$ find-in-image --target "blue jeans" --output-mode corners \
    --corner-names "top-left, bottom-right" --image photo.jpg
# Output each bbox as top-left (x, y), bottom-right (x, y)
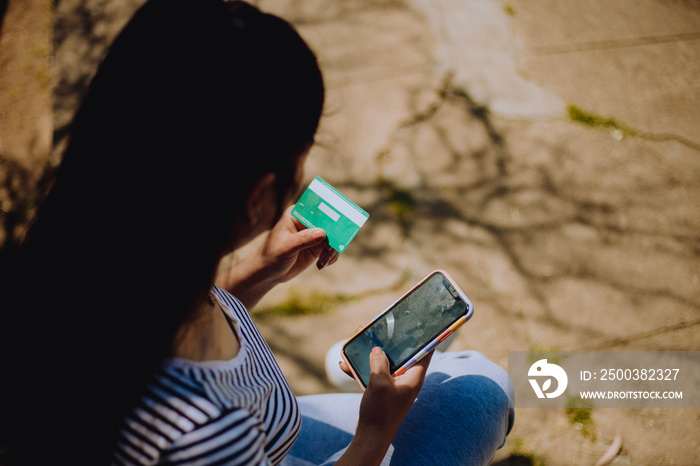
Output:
top-left (281, 350), bottom-right (514, 466)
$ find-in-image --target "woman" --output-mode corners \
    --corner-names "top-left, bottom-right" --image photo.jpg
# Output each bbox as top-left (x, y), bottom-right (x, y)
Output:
top-left (0, 0), bottom-right (513, 464)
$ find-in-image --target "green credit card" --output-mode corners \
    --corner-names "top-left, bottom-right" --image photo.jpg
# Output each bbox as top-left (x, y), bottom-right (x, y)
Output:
top-left (292, 177), bottom-right (369, 253)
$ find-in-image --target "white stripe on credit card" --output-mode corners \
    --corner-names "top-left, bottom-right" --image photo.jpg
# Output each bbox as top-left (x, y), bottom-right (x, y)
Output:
top-left (318, 202), bottom-right (340, 222)
top-left (309, 178), bottom-right (368, 227)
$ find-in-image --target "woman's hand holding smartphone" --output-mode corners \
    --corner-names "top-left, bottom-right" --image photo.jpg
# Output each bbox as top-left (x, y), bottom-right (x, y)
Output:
top-left (334, 346), bottom-right (433, 466)
top-left (335, 271), bottom-right (472, 465)
top-left (359, 346), bottom-right (433, 431)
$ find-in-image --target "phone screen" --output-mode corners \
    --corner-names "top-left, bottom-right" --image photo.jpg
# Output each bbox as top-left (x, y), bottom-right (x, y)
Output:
top-left (342, 272), bottom-right (470, 387)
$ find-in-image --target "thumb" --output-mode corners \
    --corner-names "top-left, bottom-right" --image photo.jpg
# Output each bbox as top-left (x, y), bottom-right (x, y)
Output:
top-left (287, 227), bottom-right (326, 254)
top-left (369, 346), bottom-right (391, 378)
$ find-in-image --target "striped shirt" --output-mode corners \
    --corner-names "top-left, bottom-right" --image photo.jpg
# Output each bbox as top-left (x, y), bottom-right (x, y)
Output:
top-left (112, 286), bottom-right (301, 465)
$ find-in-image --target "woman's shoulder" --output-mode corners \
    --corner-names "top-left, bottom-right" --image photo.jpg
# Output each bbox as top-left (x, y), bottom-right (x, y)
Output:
top-left (211, 285), bottom-right (253, 322)
top-left (112, 365), bottom-right (268, 464)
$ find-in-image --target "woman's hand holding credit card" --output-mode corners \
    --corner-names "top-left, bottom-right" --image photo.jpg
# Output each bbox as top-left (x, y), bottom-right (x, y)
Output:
top-left (291, 177), bottom-right (369, 253)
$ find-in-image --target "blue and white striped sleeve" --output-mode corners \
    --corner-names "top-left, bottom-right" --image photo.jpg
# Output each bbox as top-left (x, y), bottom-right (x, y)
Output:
top-left (161, 408), bottom-right (272, 466)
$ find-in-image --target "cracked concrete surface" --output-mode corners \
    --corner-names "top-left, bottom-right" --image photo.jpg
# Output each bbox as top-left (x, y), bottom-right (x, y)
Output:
top-left (49, 0), bottom-right (700, 464)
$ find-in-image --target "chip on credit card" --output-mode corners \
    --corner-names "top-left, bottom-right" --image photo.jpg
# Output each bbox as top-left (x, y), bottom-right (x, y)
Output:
top-left (291, 177), bottom-right (369, 253)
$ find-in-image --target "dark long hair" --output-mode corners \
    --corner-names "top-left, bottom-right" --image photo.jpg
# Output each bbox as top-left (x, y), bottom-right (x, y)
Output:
top-left (0, 0), bottom-right (324, 463)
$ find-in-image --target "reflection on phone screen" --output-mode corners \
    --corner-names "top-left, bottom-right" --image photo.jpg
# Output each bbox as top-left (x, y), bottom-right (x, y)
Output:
top-left (343, 273), bottom-right (468, 387)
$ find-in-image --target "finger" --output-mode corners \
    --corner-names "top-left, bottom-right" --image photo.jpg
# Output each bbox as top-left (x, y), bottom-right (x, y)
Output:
top-left (326, 249), bottom-right (340, 267)
top-left (287, 227), bottom-right (326, 256)
top-left (316, 248), bottom-right (328, 269)
top-left (395, 350), bottom-right (433, 387)
top-left (316, 246), bottom-right (336, 269)
top-left (338, 360), bottom-right (353, 377)
top-left (369, 346), bottom-right (391, 377)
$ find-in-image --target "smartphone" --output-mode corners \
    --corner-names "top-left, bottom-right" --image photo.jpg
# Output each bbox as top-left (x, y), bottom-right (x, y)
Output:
top-left (341, 270), bottom-right (473, 389)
